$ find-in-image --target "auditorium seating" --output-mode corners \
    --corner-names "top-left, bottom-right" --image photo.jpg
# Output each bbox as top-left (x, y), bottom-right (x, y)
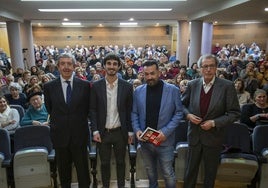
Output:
top-left (0, 128), bottom-right (11, 188)
top-left (252, 125), bottom-right (268, 188)
top-left (13, 125), bottom-right (55, 188)
top-left (216, 122), bottom-right (258, 185)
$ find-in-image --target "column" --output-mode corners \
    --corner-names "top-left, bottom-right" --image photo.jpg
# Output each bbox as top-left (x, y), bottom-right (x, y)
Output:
top-left (189, 20), bottom-right (203, 68)
top-left (201, 22), bottom-right (213, 55)
top-left (20, 20), bottom-right (35, 69)
top-left (6, 21), bottom-right (24, 70)
top-left (177, 20), bottom-right (190, 66)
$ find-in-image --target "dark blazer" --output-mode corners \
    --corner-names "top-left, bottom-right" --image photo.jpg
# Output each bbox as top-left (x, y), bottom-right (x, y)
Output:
top-left (182, 77), bottom-right (241, 147)
top-left (90, 78), bottom-right (133, 141)
top-left (43, 77), bottom-right (91, 147)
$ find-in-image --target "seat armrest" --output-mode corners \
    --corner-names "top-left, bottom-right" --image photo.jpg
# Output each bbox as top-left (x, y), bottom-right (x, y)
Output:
top-left (129, 144), bottom-right (136, 158)
top-left (89, 142), bottom-right (97, 159)
top-left (48, 149), bottom-right (55, 162)
top-left (2, 159), bottom-right (11, 168)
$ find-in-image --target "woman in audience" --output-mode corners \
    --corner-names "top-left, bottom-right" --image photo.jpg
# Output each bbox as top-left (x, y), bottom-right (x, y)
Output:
top-left (0, 96), bottom-right (20, 133)
top-left (234, 78), bottom-right (252, 107)
top-left (4, 82), bottom-right (28, 109)
top-left (240, 89), bottom-right (268, 133)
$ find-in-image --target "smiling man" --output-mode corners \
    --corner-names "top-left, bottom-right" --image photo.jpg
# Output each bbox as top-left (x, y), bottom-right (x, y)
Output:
top-left (90, 53), bottom-right (133, 188)
top-left (44, 53), bottom-right (91, 188)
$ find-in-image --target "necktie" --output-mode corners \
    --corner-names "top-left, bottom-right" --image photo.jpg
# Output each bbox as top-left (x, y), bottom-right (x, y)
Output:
top-left (65, 81), bottom-right (72, 104)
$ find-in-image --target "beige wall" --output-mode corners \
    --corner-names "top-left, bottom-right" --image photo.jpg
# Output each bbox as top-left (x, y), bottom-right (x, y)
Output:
top-left (0, 26), bottom-right (10, 56)
top-left (212, 23), bottom-right (268, 50)
top-left (1, 23), bottom-right (268, 58)
top-left (32, 26), bottom-right (172, 50)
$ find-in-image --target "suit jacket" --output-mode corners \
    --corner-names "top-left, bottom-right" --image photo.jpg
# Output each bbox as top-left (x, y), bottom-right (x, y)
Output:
top-left (131, 81), bottom-right (184, 146)
top-left (181, 77), bottom-right (241, 147)
top-left (44, 77), bottom-right (91, 148)
top-left (89, 78), bottom-right (133, 142)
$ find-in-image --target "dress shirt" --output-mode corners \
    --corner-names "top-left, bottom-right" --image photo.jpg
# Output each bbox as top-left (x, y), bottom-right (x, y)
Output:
top-left (105, 78), bottom-right (121, 129)
top-left (60, 75), bottom-right (73, 103)
top-left (202, 76), bottom-right (215, 94)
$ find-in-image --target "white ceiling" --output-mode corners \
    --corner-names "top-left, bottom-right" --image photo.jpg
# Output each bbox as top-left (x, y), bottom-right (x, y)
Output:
top-left (0, 0), bottom-right (267, 27)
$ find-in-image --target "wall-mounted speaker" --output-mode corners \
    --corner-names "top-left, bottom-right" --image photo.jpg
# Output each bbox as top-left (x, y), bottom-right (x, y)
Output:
top-left (166, 25), bottom-right (170, 35)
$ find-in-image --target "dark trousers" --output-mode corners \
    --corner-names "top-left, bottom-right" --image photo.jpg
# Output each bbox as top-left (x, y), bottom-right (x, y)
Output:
top-left (98, 129), bottom-right (127, 188)
top-left (183, 143), bottom-right (222, 188)
top-left (55, 145), bottom-right (90, 188)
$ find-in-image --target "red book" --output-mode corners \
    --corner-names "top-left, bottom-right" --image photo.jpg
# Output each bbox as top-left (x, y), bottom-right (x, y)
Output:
top-left (140, 127), bottom-right (161, 146)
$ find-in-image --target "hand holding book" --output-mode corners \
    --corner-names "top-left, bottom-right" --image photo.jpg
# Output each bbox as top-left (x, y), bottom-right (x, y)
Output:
top-left (139, 127), bottom-right (163, 146)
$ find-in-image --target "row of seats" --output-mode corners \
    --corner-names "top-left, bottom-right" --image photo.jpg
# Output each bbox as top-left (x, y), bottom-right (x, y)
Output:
top-left (1, 121), bottom-right (268, 188)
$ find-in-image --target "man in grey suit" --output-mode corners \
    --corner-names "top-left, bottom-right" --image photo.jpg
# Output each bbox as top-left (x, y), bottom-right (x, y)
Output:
top-left (44, 53), bottom-right (91, 188)
top-left (90, 53), bottom-right (133, 188)
top-left (182, 54), bottom-right (241, 188)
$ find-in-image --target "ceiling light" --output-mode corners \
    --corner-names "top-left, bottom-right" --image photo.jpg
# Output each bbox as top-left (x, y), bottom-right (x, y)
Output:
top-left (265, 8), bottom-right (268, 12)
top-left (39, 8), bottom-right (172, 12)
top-left (23, 0), bottom-right (185, 1)
top-left (129, 18), bottom-right (134, 21)
top-left (63, 18), bottom-right (69, 21)
top-left (233, 20), bottom-right (261, 25)
top-left (120, 22), bottom-right (138, 26)
top-left (0, 22), bottom-right (6, 25)
top-left (62, 22), bottom-right (81, 26)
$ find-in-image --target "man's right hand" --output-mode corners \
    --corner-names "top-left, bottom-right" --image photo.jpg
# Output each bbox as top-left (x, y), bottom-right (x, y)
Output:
top-left (187, 114), bottom-right (202, 125)
top-left (93, 133), bottom-right (102, 143)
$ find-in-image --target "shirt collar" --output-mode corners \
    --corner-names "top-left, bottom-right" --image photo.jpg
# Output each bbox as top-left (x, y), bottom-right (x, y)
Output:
top-left (202, 76), bottom-right (215, 86)
top-left (60, 75), bottom-right (74, 84)
top-left (105, 77), bottom-right (118, 87)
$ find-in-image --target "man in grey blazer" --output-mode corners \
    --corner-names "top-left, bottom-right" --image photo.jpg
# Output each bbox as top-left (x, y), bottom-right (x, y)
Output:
top-left (182, 54), bottom-right (241, 188)
top-left (44, 53), bottom-right (91, 188)
top-left (90, 53), bottom-right (133, 188)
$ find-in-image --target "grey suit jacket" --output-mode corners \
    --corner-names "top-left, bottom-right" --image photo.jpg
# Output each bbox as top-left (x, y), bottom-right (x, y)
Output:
top-left (181, 77), bottom-right (241, 147)
top-left (89, 78), bottom-right (133, 142)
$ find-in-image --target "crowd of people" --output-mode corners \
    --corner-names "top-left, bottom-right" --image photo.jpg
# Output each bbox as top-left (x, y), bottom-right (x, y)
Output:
top-left (0, 41), bottom-right (267, 187)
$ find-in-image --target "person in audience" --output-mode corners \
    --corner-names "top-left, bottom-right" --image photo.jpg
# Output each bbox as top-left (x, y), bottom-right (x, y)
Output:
top-left (20, 91), bottom-right (49, 126)
top-left (240, 89), bottom-right (268, 133)
top-left (182, 54), bottom-right (240, 188)
top-left (240, 62), bottom-right (259, 98)
top-left (234, 78), bottom-right (252, 107)
top-left (132, 60), bottom-right (183, 188)
top-left (187, 62), bottom-right (200, 80)
top-left (179, 79), bottom-right (189, 94)
top-left (0, 96), bottom-right (20, 133)
top-left (5, 82), bottom-right (28, 109)
top-left (90, 53), bottom-right (133, 188)
top-left (44, 53), bottom-right (91, 188)
top-left (18, 70), bottom-right (31, 89)
top-left (132, 79), bottom-right (142, 90)
top-left (75, 67), bottom-right (87, 80)
top-left (123, 66), bottom-right (137, 83)
top-left (23, 75), bottom-right (40, 96)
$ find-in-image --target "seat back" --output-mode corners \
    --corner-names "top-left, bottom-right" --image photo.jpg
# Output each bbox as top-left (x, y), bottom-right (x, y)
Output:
top-left (0, 128), bottom-right (11, 161)
top-left (174, 120), bottom-right (188, 144)
top-left (10, 104), bottom-right (25, 123)
top-left (14, 125), bottom-right (52, 153)
top-left (222, 122), bottom-right (251, 153)
top-left (252, 125), bottom-right (268, 155)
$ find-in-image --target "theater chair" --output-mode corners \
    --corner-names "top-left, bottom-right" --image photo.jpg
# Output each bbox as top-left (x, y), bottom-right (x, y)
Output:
top-left (175, 120), bottom-right (204, 183)
top-left (216, 122), bottom-right (258, 185)
top-left (13, 125), bottom-right (56, 188)
top-left (0, 128), bottom-right (11, 188)
top-left (252, 125), bottom-right (268, 188)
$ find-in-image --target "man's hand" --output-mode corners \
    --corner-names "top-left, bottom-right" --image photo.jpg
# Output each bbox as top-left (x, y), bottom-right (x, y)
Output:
top-left (187, 114), bottom-right (202, 125)
top-left (155, 130), bottom-right (166, 143)
top-left (128, 135), bottom-right (134, 144)
top-left (200, 120), bottom-right (214, 130)
top-left (136, 130), bottom-right (144, 141)
top-left (93, 132), bottom-right (102, 143)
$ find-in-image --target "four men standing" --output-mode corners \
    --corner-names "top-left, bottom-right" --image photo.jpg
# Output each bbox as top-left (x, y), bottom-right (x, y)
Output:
top-left (42, 53), bottom-right (240, 187)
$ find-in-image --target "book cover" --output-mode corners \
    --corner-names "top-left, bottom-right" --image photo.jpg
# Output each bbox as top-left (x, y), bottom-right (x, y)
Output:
top-left (140, 127), bottom-right (161, 146)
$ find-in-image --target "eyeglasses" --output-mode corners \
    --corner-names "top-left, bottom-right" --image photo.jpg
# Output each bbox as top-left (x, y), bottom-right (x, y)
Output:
top-left (201, 64), bottom-right (216, 69)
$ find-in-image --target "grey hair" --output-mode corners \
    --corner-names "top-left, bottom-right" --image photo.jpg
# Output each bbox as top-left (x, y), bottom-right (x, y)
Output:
top-left (57, 53), bottom-right (76, 65)
top-left (197, 54), bottom-right (219, 68)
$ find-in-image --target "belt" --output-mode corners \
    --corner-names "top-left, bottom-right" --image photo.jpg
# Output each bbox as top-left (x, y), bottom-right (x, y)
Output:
top-left (105, 127), bottom-right (121, 132)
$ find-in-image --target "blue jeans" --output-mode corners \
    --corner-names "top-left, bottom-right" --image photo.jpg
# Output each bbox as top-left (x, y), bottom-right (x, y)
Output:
top-left (140, 143), bottom-right (176, 188)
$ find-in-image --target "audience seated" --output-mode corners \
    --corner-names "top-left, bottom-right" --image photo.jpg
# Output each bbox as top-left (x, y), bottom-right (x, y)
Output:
top-left (20, 91), bottom-right (49, 126)
top-left (4, 82), bottom-right (28, 109)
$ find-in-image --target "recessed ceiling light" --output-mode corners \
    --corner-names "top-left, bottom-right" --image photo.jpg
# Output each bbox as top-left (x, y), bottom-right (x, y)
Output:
top-left (63, 18), bottom-right (69, 21)
top-left (120, 22), bottom-right (138, 26)
top-left (129, 18), bottom-right (134, 21)
top-left (265, 8), bottom-right (268, 12)
top-left (39, 8), bottom-right (172, 12)
top-left (0, 22), bottom-right (6, 25)
top-left (234, 20), bottom-right (261, 24)
top-left (62, 22), bottom-right (81, 26)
